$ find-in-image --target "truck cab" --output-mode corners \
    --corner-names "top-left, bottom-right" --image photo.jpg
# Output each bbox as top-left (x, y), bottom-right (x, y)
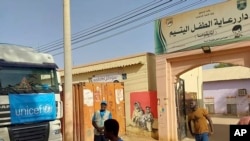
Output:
top-left (0, 44), bottom-right (63, 141)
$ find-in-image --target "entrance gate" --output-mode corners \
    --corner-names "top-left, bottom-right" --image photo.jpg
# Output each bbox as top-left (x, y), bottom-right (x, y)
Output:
top-left (61, 82), bottom-right (125, 141)
top-left (156, 41), bottom-right (250, 140)
top-left (175, 78), bottom-right (187, 140)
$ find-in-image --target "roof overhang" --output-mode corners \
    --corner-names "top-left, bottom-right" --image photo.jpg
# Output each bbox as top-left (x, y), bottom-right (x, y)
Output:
top-left (60, 60), bottom-right (142, 76)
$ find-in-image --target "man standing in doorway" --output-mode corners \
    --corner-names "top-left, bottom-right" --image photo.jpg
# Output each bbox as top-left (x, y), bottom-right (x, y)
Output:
top-left (92, 101), bottom-right (112, 141)
top-left (188, 100), bottom-right (214, 141)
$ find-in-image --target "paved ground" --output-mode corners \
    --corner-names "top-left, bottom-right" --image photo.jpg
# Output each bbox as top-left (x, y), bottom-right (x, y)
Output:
top-left (204, 117), bottom-right (238, 141)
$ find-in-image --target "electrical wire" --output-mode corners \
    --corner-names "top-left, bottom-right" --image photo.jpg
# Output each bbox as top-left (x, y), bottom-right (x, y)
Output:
top-left (45, 0), bottom-right (185, 53)
top-left (46, 0), bottom-right (200, 54)
top-left (51, 0), bottom-right (207, 56)
top-left (38, 0), bottom-right (165, 52)
top-left (39, 0), bottom-right (172, 52)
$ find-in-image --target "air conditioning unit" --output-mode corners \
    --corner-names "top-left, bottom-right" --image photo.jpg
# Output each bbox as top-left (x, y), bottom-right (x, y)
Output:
top-left (238, 89), bottom-right (247, 96)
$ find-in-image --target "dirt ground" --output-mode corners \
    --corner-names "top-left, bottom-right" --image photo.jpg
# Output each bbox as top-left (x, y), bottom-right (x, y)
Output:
top-left (120, 117), bottom-right (239, 141)
top-left (120, 135), bottom-right (158, 141)
top-left (120, 133), bottom-right (196, 141)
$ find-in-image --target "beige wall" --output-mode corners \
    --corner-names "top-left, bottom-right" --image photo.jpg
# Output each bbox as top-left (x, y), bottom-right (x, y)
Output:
top-left (180, 67), bottom-right (203, 104)
top-left (121, 64), bottom-right (149, 126)
top-left (60, 53), bottom-right (157, 127)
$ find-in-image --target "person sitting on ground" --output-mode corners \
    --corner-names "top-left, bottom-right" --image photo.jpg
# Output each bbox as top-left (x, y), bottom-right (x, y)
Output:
top-left (104, 119), bottom-right (123, 141)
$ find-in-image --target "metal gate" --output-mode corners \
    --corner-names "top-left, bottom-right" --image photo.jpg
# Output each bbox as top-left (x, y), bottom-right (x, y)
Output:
top-left (175, 78), bottom-right (187, 140)
top-left (62, 82), bottom-right (125, 141)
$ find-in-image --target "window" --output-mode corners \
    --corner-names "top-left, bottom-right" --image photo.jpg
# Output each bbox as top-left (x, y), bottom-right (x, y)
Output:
top-left (204, 97), bottom-right (214, 114)
top-left (0, 66), bottom-right (59, 94)
top-left (238, 89), bottom-right (247, 96)
top-left (227, 104), bottom-right (237, 115)
top-left (205, 104), bottom-right (215, 114)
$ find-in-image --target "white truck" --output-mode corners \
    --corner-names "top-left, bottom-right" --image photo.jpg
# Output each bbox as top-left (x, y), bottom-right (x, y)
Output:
top-left (0, 44), bottom-right (63, 141)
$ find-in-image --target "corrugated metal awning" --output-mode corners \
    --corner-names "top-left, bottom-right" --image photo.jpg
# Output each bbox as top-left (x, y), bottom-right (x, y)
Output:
top-left (60, 59), bottom-right (142, 76)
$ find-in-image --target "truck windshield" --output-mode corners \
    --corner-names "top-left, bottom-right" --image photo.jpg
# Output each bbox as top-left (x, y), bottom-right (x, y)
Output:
top-left (0, 66), bottom-right (59, 95)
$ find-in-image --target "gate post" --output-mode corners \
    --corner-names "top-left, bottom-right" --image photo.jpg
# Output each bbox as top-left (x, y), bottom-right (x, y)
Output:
top-left (156, 55), bottom-right (178, 141)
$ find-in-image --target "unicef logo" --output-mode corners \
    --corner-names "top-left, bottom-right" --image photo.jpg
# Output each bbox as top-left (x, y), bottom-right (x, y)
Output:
top-left (43, 104), bottom-right (53, 113)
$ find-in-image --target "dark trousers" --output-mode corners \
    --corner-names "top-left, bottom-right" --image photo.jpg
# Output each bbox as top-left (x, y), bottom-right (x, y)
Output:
top-left (94, 135), bottom-right (108, 141)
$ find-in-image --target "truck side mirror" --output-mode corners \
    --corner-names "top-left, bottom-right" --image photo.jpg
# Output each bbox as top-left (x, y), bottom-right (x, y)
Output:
top-left (56, 71), bottom-right (62, 92)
